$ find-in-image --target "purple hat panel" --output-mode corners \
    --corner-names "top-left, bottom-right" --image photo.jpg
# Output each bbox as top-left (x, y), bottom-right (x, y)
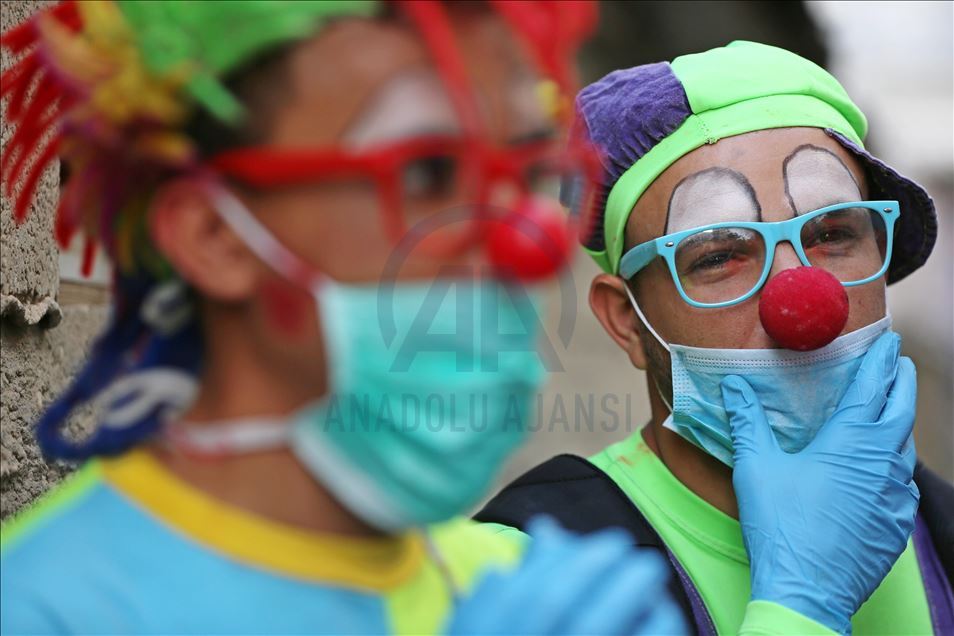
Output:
top-left (826, 130), bottom-right (938, 284)
top-left (573, 63), bottom-right (692, 251)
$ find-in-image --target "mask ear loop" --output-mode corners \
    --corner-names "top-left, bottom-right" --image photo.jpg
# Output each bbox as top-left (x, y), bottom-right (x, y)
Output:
top-left (622, 282), bottom-right (670, 353)
top-left (204, 179), bottom-right (322, 290)
top-left (622, 281), bottom-right (675, 413)
top-left (160, 180), bottom-right (326, 457)
top-left (209, 179), bottom-right (322, 338)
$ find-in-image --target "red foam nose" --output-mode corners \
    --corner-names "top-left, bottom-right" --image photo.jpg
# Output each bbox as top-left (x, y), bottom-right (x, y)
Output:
top-left (759, 266), bottom-right (849, 351)
top-left (485, 197), bottom-right (572, 281)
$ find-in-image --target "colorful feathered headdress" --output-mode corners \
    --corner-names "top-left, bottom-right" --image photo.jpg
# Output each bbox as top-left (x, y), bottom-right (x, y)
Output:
top-left (1, 0), bottom-right (378, 276)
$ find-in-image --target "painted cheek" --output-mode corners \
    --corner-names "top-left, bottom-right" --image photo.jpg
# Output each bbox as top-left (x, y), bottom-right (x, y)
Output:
top-left (694, 301), bottom-right (766, 349)
top-left (843, 280), bottom-right (887, 332)
top-left (261, 278), bottom-right (316, 341)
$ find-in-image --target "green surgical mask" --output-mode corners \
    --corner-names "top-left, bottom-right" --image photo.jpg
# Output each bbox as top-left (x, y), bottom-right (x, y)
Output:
top-left (291, 278), bottom-right (547, 530)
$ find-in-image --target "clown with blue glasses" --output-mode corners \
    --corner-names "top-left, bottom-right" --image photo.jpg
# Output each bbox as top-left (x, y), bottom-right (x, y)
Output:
top-left (480, 41), bottom-right (953, 635)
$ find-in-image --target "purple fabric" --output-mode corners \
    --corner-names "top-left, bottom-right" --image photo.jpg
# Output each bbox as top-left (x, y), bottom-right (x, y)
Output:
top-left (572, 63), bottom-right (691, 251)
top-left (914, 513), bottom-right (954, 634)
top-left (825, 129), bottom-right (937, 284)
top-left (664, 546), bottom-right (717, 636)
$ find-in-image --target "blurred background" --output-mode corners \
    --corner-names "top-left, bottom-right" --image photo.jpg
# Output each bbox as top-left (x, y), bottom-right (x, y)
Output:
top-left (497, 0), bottom-right (954, 487)
top-left (2, 1), bottom-right (952, 518)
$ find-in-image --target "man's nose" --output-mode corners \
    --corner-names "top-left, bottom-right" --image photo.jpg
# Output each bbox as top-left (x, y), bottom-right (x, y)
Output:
top-left (768, 241), bottom-right (803, 278)
top-left (453, 182), bottom-right (525, 271)
top-left (486, 181), bottom-right (524, 213)
top-left (456, 180), bottom-right (540, 271)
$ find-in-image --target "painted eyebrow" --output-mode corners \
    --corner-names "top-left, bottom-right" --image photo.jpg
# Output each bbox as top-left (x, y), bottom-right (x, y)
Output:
top-left (664, 166), bottom-right (762, 233)
top-left (782, 144), bottom-right (861, 213)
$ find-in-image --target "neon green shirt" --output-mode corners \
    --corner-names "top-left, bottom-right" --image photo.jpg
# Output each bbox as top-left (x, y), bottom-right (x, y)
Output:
top-left (589, 428), bottom-right (934, 635)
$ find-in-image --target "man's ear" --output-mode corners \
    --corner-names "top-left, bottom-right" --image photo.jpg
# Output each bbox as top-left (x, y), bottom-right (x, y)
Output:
top-left (589, 273), bottom-right (649, 370)
top-left (149, 179), bottom-right (263, 301)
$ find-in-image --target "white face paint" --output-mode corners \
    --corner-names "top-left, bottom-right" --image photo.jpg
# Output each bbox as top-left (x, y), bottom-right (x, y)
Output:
top-left (784, 145), bottom-right (862, 215)
top-left (666, 167), bottom-right (760, 234)
top-left (506, 71), bottom-right (554, 142)
top-left (344, 68), bottom-right (460, 148)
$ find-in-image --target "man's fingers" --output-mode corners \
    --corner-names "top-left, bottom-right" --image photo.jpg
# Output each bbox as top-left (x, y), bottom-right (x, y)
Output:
top-left (821, 331), bottom-right (900, 436)
top-left (879, 357), bottom-right (917, 451)
top-left (721, 374), bottom-right (779, 461)
top-left (884, 431), bottom-right (918, 487)
top-left (900, 432), bottom-right (916, 473)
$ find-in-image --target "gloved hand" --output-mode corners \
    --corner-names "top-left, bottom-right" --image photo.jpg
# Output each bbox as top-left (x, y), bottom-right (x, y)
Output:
top-left (722, 331), bottom-right (919, 635)
top-left (445, 517), bottom-right (688, 635)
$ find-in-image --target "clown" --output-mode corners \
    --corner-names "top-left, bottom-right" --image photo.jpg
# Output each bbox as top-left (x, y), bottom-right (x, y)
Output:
top-left (480, 41), bottom-right (953, 635)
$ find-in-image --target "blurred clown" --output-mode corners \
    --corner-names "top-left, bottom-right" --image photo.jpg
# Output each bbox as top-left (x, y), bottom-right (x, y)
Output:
top-left (0, 2), bottom-right (690, 633)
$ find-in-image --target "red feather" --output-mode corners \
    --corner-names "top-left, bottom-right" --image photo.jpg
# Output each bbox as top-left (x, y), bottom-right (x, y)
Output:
top-left (54, 155), bottom-right (92, 249)
top-left (0, 17), bottom-right (39, 53)
top-left (0, 1), bottom-right (81, 53)
top-left (54, 180), bottom-right (78, 248)
top-left (80, 235), bottom-right (96, 278)
top-left (2, 74), bottom-right (58, 179)
top-left (14, 135), bottom-right (60, 224)
top-left (0, 55), bottom-right (34, 98)
top-left (4, 113), bottom-right (59, 198)
top-left (4, 56), bottom-right (41, 121)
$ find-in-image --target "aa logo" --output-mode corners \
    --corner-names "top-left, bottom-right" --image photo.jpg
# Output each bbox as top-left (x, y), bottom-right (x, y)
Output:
top-left (377, 205), bottom-right (577, 373)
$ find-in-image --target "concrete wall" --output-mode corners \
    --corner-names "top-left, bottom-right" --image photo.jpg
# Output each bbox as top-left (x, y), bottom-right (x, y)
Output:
top-left (0, 1), bottom-right (108, 519)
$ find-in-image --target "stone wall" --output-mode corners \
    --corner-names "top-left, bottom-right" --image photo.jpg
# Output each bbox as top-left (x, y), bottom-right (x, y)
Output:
top-left (0, 1), bottom-right (108, 519)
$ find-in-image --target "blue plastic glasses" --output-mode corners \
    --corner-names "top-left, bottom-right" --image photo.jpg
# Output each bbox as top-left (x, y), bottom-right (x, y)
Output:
top-left (619, 200), bottom-right (899, 308)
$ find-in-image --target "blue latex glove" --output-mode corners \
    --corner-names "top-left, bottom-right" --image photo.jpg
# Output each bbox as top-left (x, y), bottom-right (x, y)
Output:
top-left (722, 332), bottom-right (919, 635)
top-left (445, 517), bottom-right (689, 635)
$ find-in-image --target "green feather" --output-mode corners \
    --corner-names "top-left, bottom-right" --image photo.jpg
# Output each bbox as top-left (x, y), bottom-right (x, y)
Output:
top-left (116, 0), bottom-right (378, 124)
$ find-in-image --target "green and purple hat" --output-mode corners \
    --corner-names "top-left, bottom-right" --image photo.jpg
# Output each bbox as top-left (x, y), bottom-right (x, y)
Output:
top-left (574, 41), bottom-right (936, 283)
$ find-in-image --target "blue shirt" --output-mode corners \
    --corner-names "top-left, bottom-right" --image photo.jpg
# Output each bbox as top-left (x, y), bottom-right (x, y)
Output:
top-left (1, 449), bottom-right (522, 635)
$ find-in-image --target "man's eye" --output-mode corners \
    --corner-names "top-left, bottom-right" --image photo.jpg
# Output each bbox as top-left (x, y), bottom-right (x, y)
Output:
top-left (401, 155), bottom-right (457, 199)
top-left (805, 226), bottom-right (856, 248)
top-left (690, 250), bottom-right (737, 272)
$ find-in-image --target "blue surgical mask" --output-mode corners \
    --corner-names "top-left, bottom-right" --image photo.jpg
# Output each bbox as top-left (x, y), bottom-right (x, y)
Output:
top-left (624, 286), bottom-right (892, 467)
top-left (193, 186), bottom-right (547, 531)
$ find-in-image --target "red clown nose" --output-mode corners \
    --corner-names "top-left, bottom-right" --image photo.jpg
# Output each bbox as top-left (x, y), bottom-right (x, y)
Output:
top-left (486, 196), bottom-right (573, 281)
top-left (759, 266), bottom-right (849, 351)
